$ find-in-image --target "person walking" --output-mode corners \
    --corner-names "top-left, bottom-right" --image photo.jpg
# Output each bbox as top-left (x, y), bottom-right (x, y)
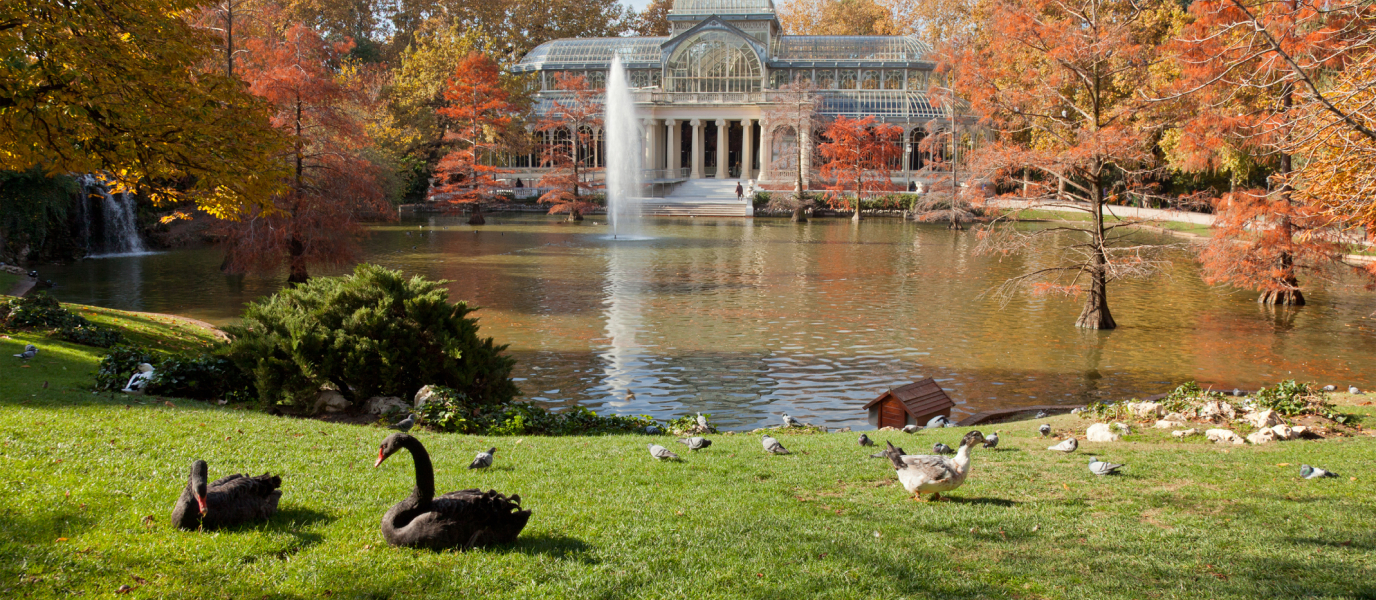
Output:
top-left (736, 181), bottom-right (744, 202)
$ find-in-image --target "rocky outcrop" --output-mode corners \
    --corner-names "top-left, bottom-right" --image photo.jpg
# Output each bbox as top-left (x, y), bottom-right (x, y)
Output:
top-left (1086, 423), bottom-right (1122, 443)
top-left (1206, 429), bottom-right (1245, 445)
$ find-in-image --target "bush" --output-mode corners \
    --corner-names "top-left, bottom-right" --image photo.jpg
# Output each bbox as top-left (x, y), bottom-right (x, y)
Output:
top-left (59, 323), bottom-right (125, 348)
top-left (753, 191), bottom-right (771, 208)
top-left (2, 293), bottom-right (84, 329)
top-left (95, 345), bottom-right (256, 402)
top-left (225, 264), bottom-right (519, 410)
top-left (416, 386), bottom-right (658, 435)
top-left (1253, 380), bottom-right (1335, 417)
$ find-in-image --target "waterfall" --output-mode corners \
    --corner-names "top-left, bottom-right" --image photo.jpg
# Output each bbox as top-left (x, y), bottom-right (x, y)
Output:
top-left (604, 54), bottom-right (643, 239)
top-left (78, 174), bottom-right (148, 257)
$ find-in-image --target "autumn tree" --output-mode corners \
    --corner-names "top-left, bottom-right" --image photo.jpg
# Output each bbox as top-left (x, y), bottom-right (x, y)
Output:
top-left (778, 0), bottom-right (901, 35)
top-left (429, 52), bottom-right (520, 225)
top-left (959, 0), bottom-right (1184, 330)
top-left (913, 78), bottom-right (980, 229)
top-left (630, 0), bottom-right (672, 36)
top-left (818, 116), bottom-right (903, 221)
top-left (1293, 53), bottom-right (1376, 256)
top-left (0, 0), bottom-right (286, 217)
top-left (224, 23), bottom-right (390, 283)
top-left (763, 81), bottom-right (824, 222)
top-left (1169, 0), bottom-right (1376, 304)
top-left (536, 73), bottom-right (602, 222)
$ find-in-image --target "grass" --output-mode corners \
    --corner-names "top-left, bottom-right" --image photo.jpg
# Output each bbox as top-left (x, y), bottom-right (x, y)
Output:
top-left (3, 301), bottom-right (1376, 599)
top-left (1008, 208), bottom-right (1216, 238)
top-left (0, 271), bottom-right (20, 293)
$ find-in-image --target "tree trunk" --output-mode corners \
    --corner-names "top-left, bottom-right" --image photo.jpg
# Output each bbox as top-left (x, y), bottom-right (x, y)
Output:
top-left (467, 204), bottom-right (485, 225)
top-left (1263, 81), bottom-right (1303, 306)
top-left (1076, 178), bottom-right (1116, 330)
top-left (791, 204), bottom-right (807, 223)
top-left (287, 236), bottom-right (309, 284)
top-left (568, 208), bottom-right (583, 222)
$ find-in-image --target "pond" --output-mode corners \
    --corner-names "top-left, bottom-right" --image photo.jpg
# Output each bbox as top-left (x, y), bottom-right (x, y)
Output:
top-left (39, 214), bottom-right (1376, 430)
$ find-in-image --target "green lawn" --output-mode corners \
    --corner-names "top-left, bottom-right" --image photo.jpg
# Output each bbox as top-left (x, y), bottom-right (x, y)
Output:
top-left (1006, 208), bottom-right (1216, 238)
top-left (0, 271), bottom-right (20, 294)
top-left (3, 303), bottom-right (1375, 599)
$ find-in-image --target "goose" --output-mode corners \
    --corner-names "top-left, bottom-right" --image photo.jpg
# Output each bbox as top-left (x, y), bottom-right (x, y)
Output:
top-left (171, 460), bottom-right (281, 530)
top-left (882, 431), bottom-right (986, 501)
top-left (375, 433), bottom-right (530, 550)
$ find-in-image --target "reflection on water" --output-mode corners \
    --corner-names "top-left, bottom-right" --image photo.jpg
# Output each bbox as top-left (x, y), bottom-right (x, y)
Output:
top-left (41, 214), bottom-right (1376, 430)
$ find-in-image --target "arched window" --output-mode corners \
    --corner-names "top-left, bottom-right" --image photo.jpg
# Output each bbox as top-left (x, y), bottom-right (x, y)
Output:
top-left (665, 31), bottom-right (762, 93)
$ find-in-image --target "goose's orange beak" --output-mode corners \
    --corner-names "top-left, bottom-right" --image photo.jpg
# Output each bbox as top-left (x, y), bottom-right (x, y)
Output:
top-left (374, 448), bottom-right (387, 468)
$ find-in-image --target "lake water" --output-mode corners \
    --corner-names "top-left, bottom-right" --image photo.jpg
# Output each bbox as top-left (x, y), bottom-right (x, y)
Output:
top-left (40, 214), bottom-right (1376, 430)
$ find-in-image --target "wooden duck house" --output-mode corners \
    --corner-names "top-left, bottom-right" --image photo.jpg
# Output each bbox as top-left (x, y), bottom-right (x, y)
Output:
top-left (865, 378), bottom-right (955, 429)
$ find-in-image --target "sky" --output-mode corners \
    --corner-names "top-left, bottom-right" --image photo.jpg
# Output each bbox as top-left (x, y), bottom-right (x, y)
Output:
top-left (624, 0), bottom-right (651, 12)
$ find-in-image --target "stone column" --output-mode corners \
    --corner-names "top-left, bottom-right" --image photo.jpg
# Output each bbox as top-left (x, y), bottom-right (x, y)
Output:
top-left (642, 118), bottom-right (656, 170)
top-left (666, 120), bottom-right (680, 172)
top-left (741, 118), bottom-right (754, 181)
top-left (759, 121), bottom-right (773, 181)
top-left (715, 119), bottom-right (728, 179)
top-left (690, 119), bottom-right (703, 179)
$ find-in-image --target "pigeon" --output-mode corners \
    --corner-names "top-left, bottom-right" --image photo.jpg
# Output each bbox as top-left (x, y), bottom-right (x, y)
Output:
top-left (468, 447), bottom-right (496, 469)
top-left (647, 443), bottom-right (681, 461)
top-left (902, 424), bottom-right (920, 434)
top-left (782, 414), bottom-right (802, 427)
top-left (762, 435), bottom-right (790, 455)
top-left (932, 442), bottom-right (954, 455)
top-left (1088, 456), bottom-right (1125, 475)
top-left (1039, 424), bottom-right (1052, 437)
top-left (1350, 387), bottom-right (1362, 395)
top-left (696, 412), bottom-right (708, 430)
top-left (1232, 388), bottom-right (1243, 397)
top-left (677, 437), bottom-right (712, 451)
top-left (1070, 408), bottom-right (1083, 415)
top-left (982, 431), bottom-right (1000, 449)
top-left (1048, 437), bottom-right (1078, 452)
top-left (1322, 384), bottom-right (1336, 392)
top-left (13, 344), bottom-right (37, 359)
top-left (1111, 422), bottom-right (1131, 434)
top-left (1034, 410), bottom-right (1048, 419)
top-left (644, 425), bottom-right (661, 434)
top-left (388, 413), bottom-right (416, 432)
top-left (858, 433), bottom-right (874, 447)
top-left (926, 415), bottom-right (953, 429)
top-left (1300, 464), bottom-right (1338, 479)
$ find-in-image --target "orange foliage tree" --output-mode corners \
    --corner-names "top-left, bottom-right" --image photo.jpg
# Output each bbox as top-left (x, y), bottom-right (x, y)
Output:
top-left (224, 23), bottom-right (389, 283)
top-left (428, 52), bottom-right (519, 225)
top-left (1170, 0), bottom-right (1376, 304)
top-left (818, 116), bottom-right (902, 221)
top-left (958, 0), bottom-right (1182, 330)
top-left (536, 73), bottom-right (602, 222)
top-left (1294, 54), bottom-right (1376, 262)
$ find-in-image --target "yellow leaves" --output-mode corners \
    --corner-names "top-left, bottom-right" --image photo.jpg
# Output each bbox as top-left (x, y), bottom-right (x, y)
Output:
top-left (158, 211), bottom-right (192, 224)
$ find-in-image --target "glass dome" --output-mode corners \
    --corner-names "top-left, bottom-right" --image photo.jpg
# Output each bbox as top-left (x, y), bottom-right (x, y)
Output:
top-left (665, 30), bottom-right (763, 93)
top-left (773, 35), bottom-right (931, 62)
top-left (513, 38), bottom-right (668, 72)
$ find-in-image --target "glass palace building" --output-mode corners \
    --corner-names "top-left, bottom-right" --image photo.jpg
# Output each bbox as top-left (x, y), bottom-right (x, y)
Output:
top-left (511, 0), bottom-right (951, 188)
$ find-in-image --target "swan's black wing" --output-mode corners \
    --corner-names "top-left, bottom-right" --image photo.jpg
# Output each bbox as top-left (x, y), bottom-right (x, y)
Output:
top-left (201, 472), bottom-right (282, 529)
top-left (386, 489), bottom-right (531, 550)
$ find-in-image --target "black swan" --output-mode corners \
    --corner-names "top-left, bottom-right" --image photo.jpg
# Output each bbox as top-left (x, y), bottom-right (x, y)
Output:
top-left (171, 460), bottom-right (282, 530)
top-left (374, 433), bottom-right (530, 550)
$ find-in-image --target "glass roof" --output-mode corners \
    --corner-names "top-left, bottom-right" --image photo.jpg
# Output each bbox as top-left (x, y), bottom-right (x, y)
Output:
top-left (773, 35), bottom-right (931, 62)
top-left (513, 38), bottom-right (669, 72)
top-left (670, 0), bottom-right (777, 15)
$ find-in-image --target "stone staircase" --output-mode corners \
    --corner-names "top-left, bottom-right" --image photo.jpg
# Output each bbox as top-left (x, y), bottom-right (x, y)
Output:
top-left (638, 179), bottom-right (753, 217)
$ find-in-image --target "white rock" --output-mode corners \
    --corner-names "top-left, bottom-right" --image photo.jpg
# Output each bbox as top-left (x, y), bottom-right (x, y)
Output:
top-left (1291, 425), bottom-right (1310, 438)
top-left (1206, 428), bottom-right (1246, 445)
top-left (365, 396), bottom-right (409, 415)
top-left (1199, 401), bottom-right (1236, 421)
top-left (314, 390), bottom-right (350, 413)
top-left (1271, 424), bottom-right (1295, 441)
top-left (1244, 409), bottom-right (1283, 428)
top-left (1085, 423), bottom-right (1122, 443)
top-left (414, 385), bottom-right (441, 409)
top-left (1126, 402), bottom-right (1163, 418)
top-left (1111, 422), bottom-right (1132, 434)
top-left (1155, 419), bottom-right (1187, 429)
top-left (1162, 412), bottom-right (1188, 423)
top-left (1247, 428), bottom-right (1278, 445)
top-left (1172, 428), bottom-right (1200, 438)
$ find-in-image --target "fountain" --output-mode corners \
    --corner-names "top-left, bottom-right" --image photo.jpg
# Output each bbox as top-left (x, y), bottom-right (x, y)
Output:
top-left (603, 54), bottom-right (643, 239)
top-left (78, 174), bottom-right (148, 257)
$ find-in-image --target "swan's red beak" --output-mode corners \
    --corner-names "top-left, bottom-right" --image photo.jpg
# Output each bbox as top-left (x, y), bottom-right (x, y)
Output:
top-left (196, 495), bottom-right (207, 515)
top-left (374, 448), bottom-right (387, 468)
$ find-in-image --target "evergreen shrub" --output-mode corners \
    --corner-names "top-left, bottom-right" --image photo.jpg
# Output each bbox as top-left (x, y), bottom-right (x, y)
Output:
top-left (416, 386), bottom-right (658, 435)
top-left (225, 264), bottom-right (518, 410)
